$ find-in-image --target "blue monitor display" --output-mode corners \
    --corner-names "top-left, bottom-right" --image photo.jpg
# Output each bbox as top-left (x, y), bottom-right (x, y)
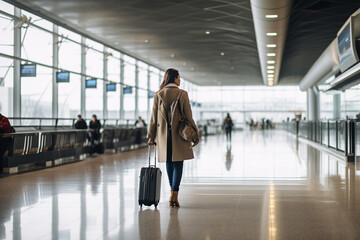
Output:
top-left (20, 64), bottom-right (36, 77)
top-left (86, 79), bottom-right (97, 88)
top-left (148, 92), bottom-right (155, 98)
top-left (56, 71), bottom-right (70, 83)
top-left (106, 83), bottom-right (116, 92)
top-left (338, 21), bottom-right (358, 72)
top-left (123, 87), bottom-right (132, 94)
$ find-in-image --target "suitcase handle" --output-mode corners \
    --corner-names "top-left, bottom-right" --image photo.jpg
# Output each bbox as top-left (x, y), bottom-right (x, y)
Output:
top-left (148, 143), bottom-right (157, 167)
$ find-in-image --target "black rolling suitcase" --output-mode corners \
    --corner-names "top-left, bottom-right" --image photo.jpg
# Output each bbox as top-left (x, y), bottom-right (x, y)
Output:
top-left (138, 144), bottom-right (162, 207)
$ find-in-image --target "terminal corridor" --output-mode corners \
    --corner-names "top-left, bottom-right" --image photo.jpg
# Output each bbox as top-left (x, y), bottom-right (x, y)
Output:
top-left (0, 130), bottom-right (359, 240)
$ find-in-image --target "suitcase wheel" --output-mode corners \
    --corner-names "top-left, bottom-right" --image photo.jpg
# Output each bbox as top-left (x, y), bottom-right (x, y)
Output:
top-left (155, 203), bottom-right (158, 208)
top-left (140, 204), bottom-right (143, 208)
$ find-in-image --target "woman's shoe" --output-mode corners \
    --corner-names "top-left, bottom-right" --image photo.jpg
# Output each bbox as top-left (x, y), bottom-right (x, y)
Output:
top-left (169, 190), bottom-right (173, 206)
top-left (171, 191), bottom-right (180, 207)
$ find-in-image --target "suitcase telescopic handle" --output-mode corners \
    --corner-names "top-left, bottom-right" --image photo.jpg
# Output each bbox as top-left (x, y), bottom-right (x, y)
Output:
top-left (148, 143), bottom-right (157, 167)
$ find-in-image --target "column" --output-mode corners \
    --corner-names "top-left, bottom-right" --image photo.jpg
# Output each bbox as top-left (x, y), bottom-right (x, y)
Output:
top-left (134, 62), bottom-right (139, 119)
top-left (80, 37), bottom-right (86, 117)
top-left (103, 47), bottom-right (108, 119)
top-left (119, 55), bottom-right (124, 120)
top-left (307, 87), bottom-right (320, 121)
top-left (333, 94), bottom-right (341, 119)
top-left (13, 7), bottom-right (21, 119)
top-left (52, 25), bottom-right (59, 119)
top-left (147, 67), bottom-right (150, 121)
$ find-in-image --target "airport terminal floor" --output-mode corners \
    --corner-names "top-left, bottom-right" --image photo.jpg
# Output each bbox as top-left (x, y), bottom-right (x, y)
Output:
top-left (1, 129), bottom-right (360, 240)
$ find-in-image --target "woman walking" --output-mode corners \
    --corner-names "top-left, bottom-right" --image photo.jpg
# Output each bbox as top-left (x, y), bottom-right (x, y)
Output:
top-left (223, 113), bottom-right (234, 142)
top-left (147, 68), bottom-right (199, 207)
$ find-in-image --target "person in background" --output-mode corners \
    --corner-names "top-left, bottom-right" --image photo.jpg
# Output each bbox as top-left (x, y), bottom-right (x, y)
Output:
top-left (89, 114), bottom-right (101, 146)
top-left (0, 113), bottom-right (13, 173)
top-left (134, 116), bottom-right (147, 128)
top-left (223, 113), bottom-right (234, 142)
top-left (75, 114), bottom-right (88, 129)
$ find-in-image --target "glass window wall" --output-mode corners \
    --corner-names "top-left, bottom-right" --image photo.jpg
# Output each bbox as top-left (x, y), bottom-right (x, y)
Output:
top-left (58, 29), bottom-right (81, 118)
top-left (138, 62), bottom-right (148, 121)
top-left (198, 86), bottom-right (307, 127)
top-left (123, 57), bottom-right (135, 119)
top-left (0, 56), bottom-right (13, 116)
top-left (21, 65), bottom-right (52, 117)
top-left (85, 43), bottom-right (103, 118)
top-left (107, 50), bottom-right (121, 118)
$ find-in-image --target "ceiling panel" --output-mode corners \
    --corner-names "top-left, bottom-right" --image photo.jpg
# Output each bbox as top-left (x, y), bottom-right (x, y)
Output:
top-left (6, 0), bottom-right (360, 86)
top-left (6, 0), bottom-right (262, 86)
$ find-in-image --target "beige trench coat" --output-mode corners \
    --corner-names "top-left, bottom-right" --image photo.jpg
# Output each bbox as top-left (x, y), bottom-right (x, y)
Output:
top-left (147, 83), bottom-right (199, 162)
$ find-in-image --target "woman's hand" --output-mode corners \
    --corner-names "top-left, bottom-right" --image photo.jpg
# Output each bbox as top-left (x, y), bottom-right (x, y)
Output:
top-left (148, 138), bottom-right (155, 145)
top-left (193, 137), bottom-right (200, 147)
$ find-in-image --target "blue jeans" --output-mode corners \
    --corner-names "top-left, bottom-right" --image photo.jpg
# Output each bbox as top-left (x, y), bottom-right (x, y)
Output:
top-left (166, 161), bottom-right (184, 192)
top-left (166, 127), bottom-right (184, 191)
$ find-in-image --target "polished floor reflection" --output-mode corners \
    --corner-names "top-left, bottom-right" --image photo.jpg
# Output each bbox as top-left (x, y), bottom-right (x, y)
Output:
top-left (1, 130), bottom-right (360, 239)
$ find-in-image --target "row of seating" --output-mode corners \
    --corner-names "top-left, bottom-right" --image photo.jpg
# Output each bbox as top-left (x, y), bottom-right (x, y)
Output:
top-left (0, 127), bottom-right (148, 174)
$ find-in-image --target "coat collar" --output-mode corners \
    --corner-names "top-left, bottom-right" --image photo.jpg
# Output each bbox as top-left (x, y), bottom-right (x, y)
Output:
top-left (164, 83), bottom-right (179, 88)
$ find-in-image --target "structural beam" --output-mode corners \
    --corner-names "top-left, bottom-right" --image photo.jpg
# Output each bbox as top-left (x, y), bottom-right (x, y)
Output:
top-left (52, 24), bottom-right (59, 118)
top-left (13, 7), bottom-right (21, 119)
top-left (80, 37), bottom-right (86, 117)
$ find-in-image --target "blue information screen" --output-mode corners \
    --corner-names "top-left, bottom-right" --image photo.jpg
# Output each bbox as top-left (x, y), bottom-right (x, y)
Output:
top-left (123, 87), bottom-right (133, 94)
top-left (20, 64), bottom-right (37, 77)
top-left (106, 83), bottom-right (116, 92)
top-left (86, 79), bottom-right (97, 88)
top-left (56, 71), bottom-right (70, 82)
top-left (148, 92), bottom-right (154, 98)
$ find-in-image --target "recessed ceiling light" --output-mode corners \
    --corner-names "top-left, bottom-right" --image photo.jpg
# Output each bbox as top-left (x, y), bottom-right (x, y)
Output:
top-left (205, 31), bottom-right (211, 35)
top-left (230, 66), bottom-right (234, 70)
top-left (182, 62), bottom-right (187, 66)
top-left (190, 67), bottom-right (195, 71)
top-left (267, 70), bottom-right (274, 73)
top-left (144, 39), bottom-right (150, 43)
top-left (267, 44), bottom-right (276, 48)
top-left (267, 66), bottom-right (275, 69)
top-left (268, 74), bottom-right (274, 78)
top-left (267, 60), bottom-right (275, 64)
top-left (266, 32), bottom-right (277, 36)
top-left (170, 53), bottom-right (175, 58)
top-left (266, 15), bottom-right (278, 19)
top-left (267, 53), bottom-right (276, 57)
top-left (115, 42), bottom-right (119, 45)
top-left (220, 52), bottom-right (225, 56)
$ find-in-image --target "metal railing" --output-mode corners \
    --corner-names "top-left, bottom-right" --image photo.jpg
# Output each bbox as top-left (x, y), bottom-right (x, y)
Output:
top-left (8, 117), bottom-right (136, 129)
top-left (281, 120), bottom-right (357, 162)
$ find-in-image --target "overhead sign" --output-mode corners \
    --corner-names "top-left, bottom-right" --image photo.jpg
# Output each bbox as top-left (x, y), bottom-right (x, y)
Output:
top-left (20, 64), bottom-right (37, 77)
top-left (106, 83), bottom-right (116, 92)
top-left (148, 92), bottom-right (155, 98)
top-left (123, 87), bottom-right (132, 94)
top-left (86, 78), bottom-right (97, 88)
top-left (56, 71), bottom-right (70, 83)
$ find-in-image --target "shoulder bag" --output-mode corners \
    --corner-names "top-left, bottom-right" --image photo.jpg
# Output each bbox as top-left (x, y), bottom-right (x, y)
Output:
top-left (171, 90), bottom-right (198, 143)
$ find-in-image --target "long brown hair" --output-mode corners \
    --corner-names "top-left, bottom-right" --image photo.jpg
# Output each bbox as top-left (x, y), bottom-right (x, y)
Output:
top-left (160, 68), bottom-right (179, 90)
